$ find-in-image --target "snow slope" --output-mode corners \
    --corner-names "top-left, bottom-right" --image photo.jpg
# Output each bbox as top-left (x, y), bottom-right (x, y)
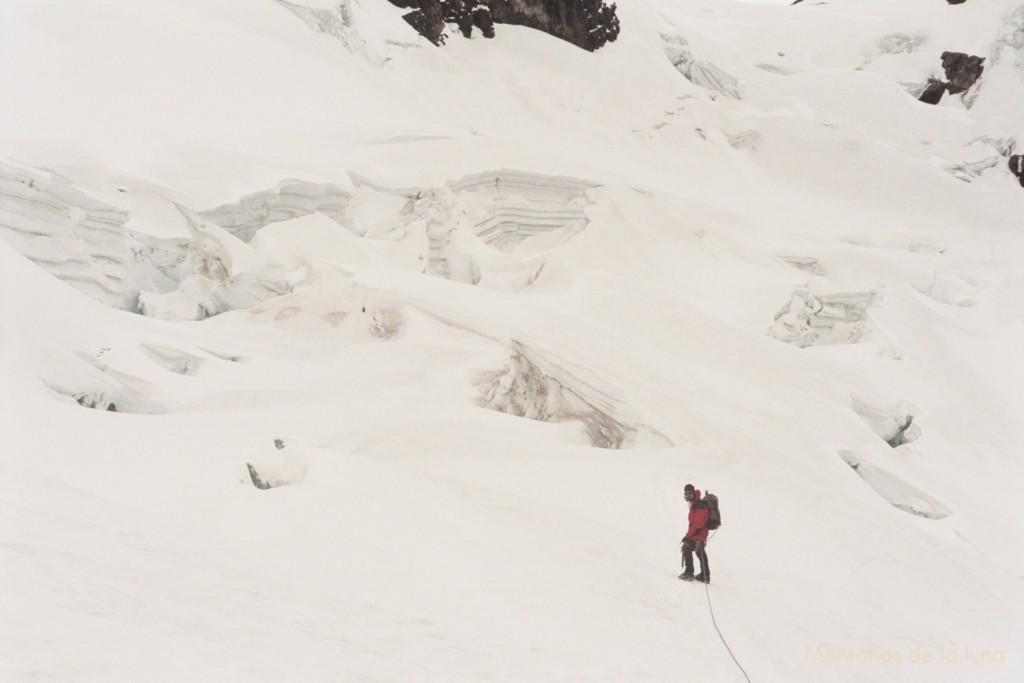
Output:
top-left (2, 1), bottom-right (1023, 681)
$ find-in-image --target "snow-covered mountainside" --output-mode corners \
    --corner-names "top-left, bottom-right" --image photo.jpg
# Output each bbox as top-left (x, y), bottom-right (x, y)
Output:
top-left (2, 1), bottom-right (1022, 681)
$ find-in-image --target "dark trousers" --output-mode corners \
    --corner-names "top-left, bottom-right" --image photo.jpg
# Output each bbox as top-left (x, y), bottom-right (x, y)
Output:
top-left (681, 539), bottom-right (709, 578)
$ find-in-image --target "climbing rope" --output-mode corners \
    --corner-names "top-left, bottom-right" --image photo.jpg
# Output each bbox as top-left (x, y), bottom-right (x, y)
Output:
top-left (703, 572), bottom-right (753, 683)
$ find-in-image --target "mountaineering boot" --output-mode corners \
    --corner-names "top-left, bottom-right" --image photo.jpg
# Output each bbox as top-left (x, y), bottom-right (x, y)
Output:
top-left (678, 573), bottom-right (694, 581)
top-left (694, 574), bottom-right (710, 584)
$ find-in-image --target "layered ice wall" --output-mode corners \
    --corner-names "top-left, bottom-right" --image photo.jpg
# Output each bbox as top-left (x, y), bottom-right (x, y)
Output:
top-left (449, 170), bottom-right (597, 250)
top-left (0, 162), bottom-right (294, 321)
top-left (198, 180), bottom-right (353, 244)
top-left (197, 169), bottom-right (600, 288)
top-left (0, 161), bottom-right (132, 309)
top-left (0, 162), bottom-right (600, 319)
top-left (481, 341), bottom-right (672, 449)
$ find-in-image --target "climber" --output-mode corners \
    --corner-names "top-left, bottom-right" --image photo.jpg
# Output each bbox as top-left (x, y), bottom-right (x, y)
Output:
top-left (679, 483), bottom-right (711, 583)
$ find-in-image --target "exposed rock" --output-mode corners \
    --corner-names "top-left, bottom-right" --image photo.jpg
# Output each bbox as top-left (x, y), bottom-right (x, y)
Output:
top-left (447, 0), bottom-right (479, 39)
top-left (918, 78), bottom-right (946, 105)
top-left (1010, 155), bottom-right (1024, 187)
top-left (247, 439), bottom-right (310, 490)
top-left (398, 0), bottom-right (447, 45)
top-left (487, 0), bottom-right (619, 51)
top-left (67, 393), bottom-right (120, 411)
top-left (473, 6), bottom-right (496, 38)
top-left (246, 456), bottom-right (308, 490)
top-left (391, 0), bottom-right (620, 52)
top-left (946, 0), bottom-right (967, 5)
top-left (941, 51), bottom-right (985, 94)
top-left (916, 52), bottom-right (985, 106)
top-left (247, 464), bottom-right (272, 489)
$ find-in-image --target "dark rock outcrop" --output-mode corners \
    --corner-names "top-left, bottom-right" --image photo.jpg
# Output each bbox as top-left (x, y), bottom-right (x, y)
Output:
top-left (390, 0), bottom-right (619, 51)
top-left (246, 448), bottom-right (309, 490)
top-left (247, 463), bottom-right (274, 490)
top-left (941, 51), bottom-right (985, 93)
top-left (394, 0), bottom-right (448, 45)
top-left (918, 78), bottom-right (947, 105)
top-left (1010, 155), bottom-right (1024, 187)
top-left (474, 7), bottom-right (496, 38)
top-left (918, 52), bottom-right (985, 105)
top-left (446, 1), bottom-right (496, 39)
top-left (946, 0), bottom-right (967, 5)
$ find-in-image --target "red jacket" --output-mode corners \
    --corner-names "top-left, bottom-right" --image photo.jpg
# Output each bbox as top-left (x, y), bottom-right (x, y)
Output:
top-left (685, 490), bottom-right (709, 542)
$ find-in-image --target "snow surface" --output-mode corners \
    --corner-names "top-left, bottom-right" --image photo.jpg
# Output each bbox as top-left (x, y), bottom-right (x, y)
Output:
top-left (2, 0), bottom-right (1023, 681)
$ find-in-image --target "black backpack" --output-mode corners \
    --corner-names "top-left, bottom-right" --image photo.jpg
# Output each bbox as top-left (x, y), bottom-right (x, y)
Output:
top-left (704, 492), bottom-right (721, 530)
